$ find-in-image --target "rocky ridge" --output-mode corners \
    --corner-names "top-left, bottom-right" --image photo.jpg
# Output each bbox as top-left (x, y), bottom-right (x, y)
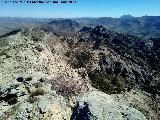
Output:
top-left (0, 25), bottom-right (159, 120)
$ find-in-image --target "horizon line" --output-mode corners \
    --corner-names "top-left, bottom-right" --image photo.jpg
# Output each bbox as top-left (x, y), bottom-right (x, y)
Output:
top-left (0, 15), bottom-right (160, 19)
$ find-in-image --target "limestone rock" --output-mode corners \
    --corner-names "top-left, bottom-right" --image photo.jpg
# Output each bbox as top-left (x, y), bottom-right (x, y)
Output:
top-left (75, 91), bottom-right (147, 120)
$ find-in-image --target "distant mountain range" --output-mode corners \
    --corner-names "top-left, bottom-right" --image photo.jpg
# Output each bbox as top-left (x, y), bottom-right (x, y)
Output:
top-left (1, 16), bottom-right (160, 38)
top-left (0, 17), bottom-right (48, 36)
top-left (119, 15), bottom-right (134, 19)
top-left (72, 16), bottom-right (160, 38)
top-left (43, 19), bottom-right (82, 36)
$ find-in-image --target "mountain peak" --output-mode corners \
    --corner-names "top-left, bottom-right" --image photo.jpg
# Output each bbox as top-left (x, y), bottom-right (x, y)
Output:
top-left (80, 26), bottom-right (93, 32)
top-left (48, 19), bottom-right (80, 27)
top-left (120, 14), bottom-right (134, 19)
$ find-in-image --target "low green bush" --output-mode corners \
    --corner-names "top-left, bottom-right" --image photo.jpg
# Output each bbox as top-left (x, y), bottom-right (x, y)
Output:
top-left (30, 89), bottom-right (45, 97)
top-left (88, 70), bottom-right (126, 94)
top-left (28, 89), bottom-right (45, 103)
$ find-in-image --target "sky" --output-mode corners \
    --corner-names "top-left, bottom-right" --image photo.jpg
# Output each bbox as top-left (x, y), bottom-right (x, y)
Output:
top-left (0, 0), bottom-right (159, 18)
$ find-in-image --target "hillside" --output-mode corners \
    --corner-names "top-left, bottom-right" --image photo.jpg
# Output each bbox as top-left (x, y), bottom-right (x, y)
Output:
top-left (1, 16), bottom-right (160, 38)
top-left (73, 16), bottom-right (160, 38)
top-left (0, 17), bottom-right (48, 36)
top-left (42, 19), bottom-right (82, 37)
top-left (0, 19), bottom-right (160, 120)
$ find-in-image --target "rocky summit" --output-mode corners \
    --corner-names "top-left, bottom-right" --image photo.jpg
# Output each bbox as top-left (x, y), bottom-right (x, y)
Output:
top-left (0, 18), bottom-right (160, 120)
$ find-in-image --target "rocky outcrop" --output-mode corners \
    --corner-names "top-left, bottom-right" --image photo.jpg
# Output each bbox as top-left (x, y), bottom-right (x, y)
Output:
top-left (0, 79), bottom-right (147, 120)
top-left (0, 77), bottom-right (71, 120)
top-left (74, 91), bottom-right (147, 120)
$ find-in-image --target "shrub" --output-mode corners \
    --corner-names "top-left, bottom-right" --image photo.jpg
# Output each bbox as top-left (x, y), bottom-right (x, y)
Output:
top-left (0, 94), bottom-right (18, 105)
top-left (33, 82), bottom-right (43, 88)
top-left (30, 89), bottom-right (45, 97)
top-left (88, 70), bottom-right (126, 94)
top-left (64, 50), bottom-right (72, 57)
top-left (8, 97), bottom-right (18, 105)
top-left (27, 96), bottom-right (38, 103)
top-left (35, 45), bottom-right (43, 52)
top-left (39, 78), bottom-right (45, 83)
top-left (27, 89), bottom-right (45, 103)
top-left (25, 77), bottom-right (32, 81)
top-left (51, 47), bottom-right (56, 54)
top-left (31, 36), bottom-right (39, 42)
top-left (47, 76), bottom-right (88, 97)
top-left (16, 77), bottom-right (24, 82)
top-left (0, 51), bottom-right (11, 58)
top-left (71, 50), bottom-right (93, 69)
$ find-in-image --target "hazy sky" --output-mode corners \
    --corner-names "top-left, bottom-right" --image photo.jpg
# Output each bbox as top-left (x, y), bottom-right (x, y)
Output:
top-left (0, 0), bottom-right (159, 18)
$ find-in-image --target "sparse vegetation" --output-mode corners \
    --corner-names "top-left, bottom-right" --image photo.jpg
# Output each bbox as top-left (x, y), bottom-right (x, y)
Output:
top-left (25, 76), bottom-right (32, 81)
top-left (50, 47), bottom-right (56, 54)
top-left (0, 51), bottom-right (11, 58)
top-left (33, 82), bottom-right (43, 88)
top-left (8, 96), bottom-right (18, 105)
top-left (64, 50), bottom-right (72, 57)
top-left (0, 94), bottom-right (18, 105)
top-left (35, 45), bottom-right (43, 52)
top-left (48, 76), bottom-right (88, 97)
top-left (0, 38), bottom-right (9, 47)
top-left (2, 103), bottom-right (21, 120)
top-left (27, 96), bottom-right (38, 103)
top-left (30, 89), bottom-right (45, 97)
top-left (39, 78), bottom-right (45, 83)
top-left (70, 50), bottom-right (93, 69)
top-left (0, 29), bottom-right (21, 37)
top-left (16, 77), bottom-right (24, 82)
top-left (31, 36), bottom-right (39, 42)
top-left (88, 70), bottom-right (126, 94)
top-left (27, 89), bottom-right (45, 103)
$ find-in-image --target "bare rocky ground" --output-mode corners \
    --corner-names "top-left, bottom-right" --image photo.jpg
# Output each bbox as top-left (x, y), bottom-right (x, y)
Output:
top-left (0, 26), bottom-right (159, 120)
